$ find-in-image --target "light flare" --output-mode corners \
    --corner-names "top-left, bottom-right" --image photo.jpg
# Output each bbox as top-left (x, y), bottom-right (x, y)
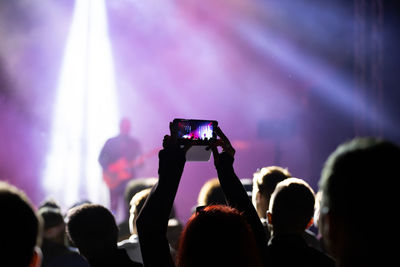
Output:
top-left (43, 0), bottom-right (119, 210)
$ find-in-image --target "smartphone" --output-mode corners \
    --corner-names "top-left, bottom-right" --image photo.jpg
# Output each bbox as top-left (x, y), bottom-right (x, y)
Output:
top-left (172, 119), bottom-right (218, 161)
top-left (172, 119), bottom-right (218, 145)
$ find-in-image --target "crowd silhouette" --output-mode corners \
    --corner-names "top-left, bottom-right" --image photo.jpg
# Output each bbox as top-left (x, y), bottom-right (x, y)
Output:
top-left (1, 121), bottom-right (399, 267)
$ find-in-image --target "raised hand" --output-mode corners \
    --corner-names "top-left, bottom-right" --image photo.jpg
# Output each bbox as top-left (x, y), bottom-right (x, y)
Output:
top-left (162, 122), bottom-right (191, 152)
top-left (209, 126), bottom-right (236, 167)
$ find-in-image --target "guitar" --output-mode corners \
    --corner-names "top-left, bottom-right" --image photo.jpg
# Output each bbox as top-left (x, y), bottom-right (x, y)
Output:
top-left (102, 149), bottom-right (158, 189)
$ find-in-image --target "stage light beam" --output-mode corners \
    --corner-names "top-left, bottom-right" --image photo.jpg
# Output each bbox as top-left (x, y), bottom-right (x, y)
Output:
top-left (43, 0), bottom-right (119, 210)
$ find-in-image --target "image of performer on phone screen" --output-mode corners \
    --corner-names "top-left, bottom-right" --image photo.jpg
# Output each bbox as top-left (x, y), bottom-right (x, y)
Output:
top-left (99, 118), bottom-right (142, 217)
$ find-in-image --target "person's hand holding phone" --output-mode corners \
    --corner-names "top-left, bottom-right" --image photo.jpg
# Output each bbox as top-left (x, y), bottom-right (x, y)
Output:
top-left (209, 127), bottom-right (236, 167)
top-left (162, 122), bottom-right (192, 151)
top-left (158, 123), bottom-right (192, 179)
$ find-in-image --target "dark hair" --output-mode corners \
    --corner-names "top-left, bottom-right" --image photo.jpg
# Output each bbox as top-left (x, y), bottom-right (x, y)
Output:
top-left (320, 138), bottom-right (400, 221)
top-left (66, 204), bottom-right (118, 259)
top-left (270, 178), bottom-right (315, 233)
top-left (253, 166), bottom-right (291, 196)
top-left (39, 198), bottom-right (61, 210)
top-left (177, 205), bottom-right (262, 267)
top-left (319, 137), bottom-right (400, 256)
top-left (0, 181), bottom-right (42, 267)
top-left (39, 200), bottom-right (64, 230)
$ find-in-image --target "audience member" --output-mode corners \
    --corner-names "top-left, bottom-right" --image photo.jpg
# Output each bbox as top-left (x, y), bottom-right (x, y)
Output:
top-left (252, 165), bottom-right (322, 250)
top-left (266, 178), bottom-right (335, 267)
top-left (68, 199), bottom-right (92, 210)
top-left (318, 137), bottom-right (400, 266)
top-left (7, 127), bottom-right (396, 267)
top-left (0, 181), bottom-right (42, 267)
top-left (118, 178), bottom-right (157, 242)
top-left (137, 125), bottom-right (268, 267)
top-left (252, 166), bottom-right (291, 221)
top-left (118, 177), bottom-right (183, 249)
top-left (64, 200), bottom-right (93, 249)
top-left (66, 203), bottom-right (142, 267)
top-left (39, 199), bottom-right (89, 267)
top-left (177, 205), bottom-right (261, 267)
top-left (197, 177), bottom-right (226, 207)
top-left (118, 188), bottom-right (152, 264)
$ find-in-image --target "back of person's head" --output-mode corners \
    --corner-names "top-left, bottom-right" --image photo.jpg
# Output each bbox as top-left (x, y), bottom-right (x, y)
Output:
top-left (124, 178), bottom-right (157, 210)
top-left (129, 188), bottom-right (152, 235)
top-left (252, 166), bottom-right (291, 218)
top-left (319, 137), bottom-right (400, 263)
top-left (66, 204), bottom-right (118, 260)
top-left (177, 205), bottom-right (262, 267)
top-left (39, 199), bottom-right (65, 243)
top-left (268, 178), bottom-right (315, 235)
top-left (69, 199), bottom-right (92, 210)
top-left (0, 181), bottom-right (42, 267)
top-left (39, 198), bottom-right (62, 210)
top-left (197, 178), bottom-right (226, 207)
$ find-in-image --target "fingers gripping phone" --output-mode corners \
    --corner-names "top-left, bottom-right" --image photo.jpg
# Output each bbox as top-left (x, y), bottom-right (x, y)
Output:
top-left (172, 119), bottom-right (218, 161)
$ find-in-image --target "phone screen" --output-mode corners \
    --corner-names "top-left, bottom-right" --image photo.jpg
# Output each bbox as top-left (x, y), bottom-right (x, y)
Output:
top-left (173, 119), bottom-right (217, 144)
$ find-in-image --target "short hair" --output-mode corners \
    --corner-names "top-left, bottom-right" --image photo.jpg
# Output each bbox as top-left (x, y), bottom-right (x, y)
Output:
top-left (197, 178), bottom-right (226, 206)
top-left (39, 198), bottom-right (61, 210)
top-left (130, 188), bottom-right (152, 216)
top-left (319, 137), bottom-right (400, 235)
top-left (252, 166), bottom-right (291, 196)
top-left (0, 181), bottom-right (42, 267)
top-left (38, 200), bottom-right (64, 230)
top-left (66, 204), bottom-right (118, 258)
top-left (124, 178), bottom-right (157, 207)
top-left (177, 205), bottom-right (262, 267)
top-left (269, 178), bottom-right (315, 233)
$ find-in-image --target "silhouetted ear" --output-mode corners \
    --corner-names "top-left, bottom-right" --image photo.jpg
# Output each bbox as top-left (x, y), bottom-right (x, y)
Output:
top-left (29, 247), bottom-right (42, 267)
top-left (266, 211), bottom-right (273, 225)
top-left (306, 217), bottom-right (314, 229)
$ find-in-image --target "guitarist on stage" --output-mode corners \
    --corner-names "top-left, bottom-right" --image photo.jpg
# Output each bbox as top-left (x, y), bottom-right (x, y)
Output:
top-left (99, 118), bottom-right (142, 217)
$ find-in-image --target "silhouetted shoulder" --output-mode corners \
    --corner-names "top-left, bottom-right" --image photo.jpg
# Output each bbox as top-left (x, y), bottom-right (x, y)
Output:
top-left (268, 234), bottom-right (334, 267)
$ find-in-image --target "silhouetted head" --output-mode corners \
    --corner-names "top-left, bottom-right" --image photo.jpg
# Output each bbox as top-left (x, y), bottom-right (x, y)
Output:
top-left (267, 178), bottom-right (315, 235)
top-left (319, 137), bottom-right (400, 263)
top-left (39, 200), bottom-right (65, 244)
top-left (197, 178), bottom-right (226, 207)
top-left (66, 204), bottom-right (118, 262)
top-left (0, 181), bottom-right (42, 267)
top-left (119, 118), bottom-right (131, 136)
top-left (252, 166), bottom-right (291, 219)
top-left (177, 205), bottom-right (262, 267)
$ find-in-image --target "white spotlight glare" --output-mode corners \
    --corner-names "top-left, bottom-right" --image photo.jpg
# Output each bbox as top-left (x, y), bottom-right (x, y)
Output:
top-left (43, 0), bottom-right (119, 211)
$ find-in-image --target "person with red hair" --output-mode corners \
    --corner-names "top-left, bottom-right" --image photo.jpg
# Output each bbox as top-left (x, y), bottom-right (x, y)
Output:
top-left (137, 125), bottom-right (268, 267)
top-left (177, 205), bottom-right (261, 267)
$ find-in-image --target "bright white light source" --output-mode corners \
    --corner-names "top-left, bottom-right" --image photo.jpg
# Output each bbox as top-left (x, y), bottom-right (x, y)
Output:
top-left (43, 0), bottom-right (119, 210)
